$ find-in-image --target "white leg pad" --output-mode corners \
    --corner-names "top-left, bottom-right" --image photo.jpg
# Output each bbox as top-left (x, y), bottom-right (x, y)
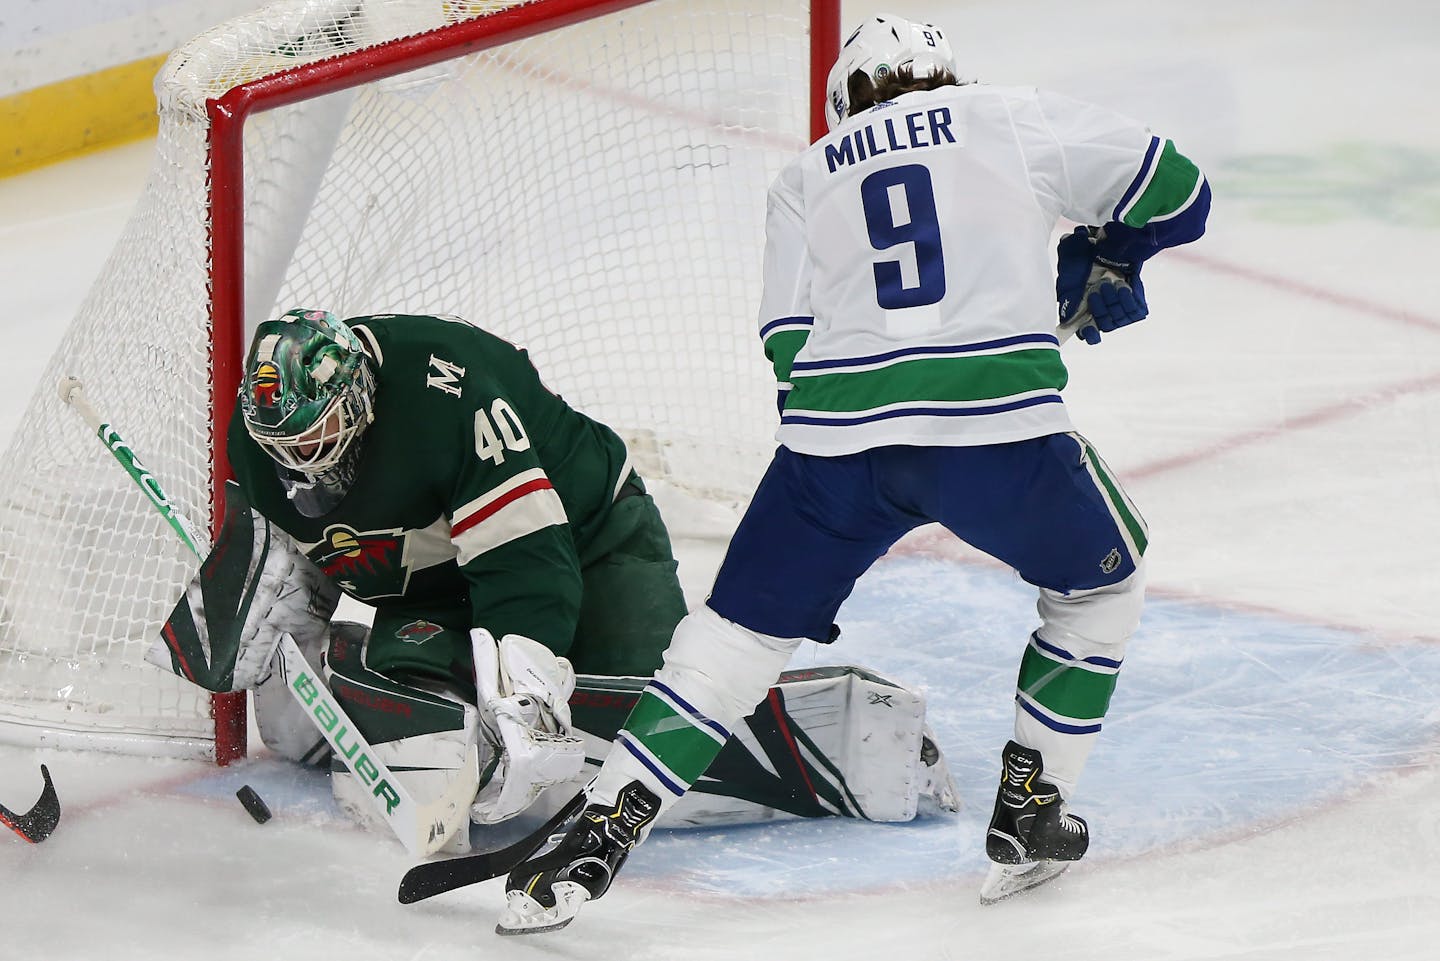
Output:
top-left (330, 688), bottom-right (483, 855)
top-left (664, 666), bottom-right (959, 825)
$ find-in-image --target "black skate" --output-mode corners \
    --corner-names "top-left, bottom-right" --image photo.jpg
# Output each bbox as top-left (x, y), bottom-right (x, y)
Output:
top-left (497, 780), bottom-right (660, 935)
top-left (979, 740), bottom-right (1089, 905)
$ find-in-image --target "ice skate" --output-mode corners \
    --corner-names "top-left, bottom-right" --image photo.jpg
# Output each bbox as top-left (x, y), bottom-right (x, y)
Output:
top-left (979, 740), bottom-right (1088, 905)
top-left (497, 780), bottom-right (659, 935)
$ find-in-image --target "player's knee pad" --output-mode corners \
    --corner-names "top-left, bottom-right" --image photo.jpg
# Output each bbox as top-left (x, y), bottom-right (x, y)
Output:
top-left (1035, 554), bottom-right (1146, 659)
top-left (589, 604), bottom-right (804, 811)
top-left (324, 627), bottom-right (483, 851)
top-left (654, 604), bottom-right (805, 729)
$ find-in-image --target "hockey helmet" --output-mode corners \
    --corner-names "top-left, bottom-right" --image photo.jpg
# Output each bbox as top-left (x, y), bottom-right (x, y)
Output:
top-left (239, 308), bottom-right (376, 482)
top-left (824, 14), bottom-right (962, 131)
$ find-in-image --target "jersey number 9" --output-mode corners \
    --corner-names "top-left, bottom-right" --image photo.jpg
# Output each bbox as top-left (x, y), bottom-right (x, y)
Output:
top-left (860, 164), bottom-right (946, 309)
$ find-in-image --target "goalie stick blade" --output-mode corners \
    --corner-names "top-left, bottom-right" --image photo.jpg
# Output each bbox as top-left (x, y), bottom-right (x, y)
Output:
top-left (397, 790), bottom-right (585, 904)
top-left (1, 764), bottom-right (61, 843)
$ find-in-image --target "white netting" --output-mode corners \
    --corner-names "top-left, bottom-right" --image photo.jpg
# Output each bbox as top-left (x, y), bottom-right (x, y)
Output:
top-left (0, 0), bottom-right (815, 758)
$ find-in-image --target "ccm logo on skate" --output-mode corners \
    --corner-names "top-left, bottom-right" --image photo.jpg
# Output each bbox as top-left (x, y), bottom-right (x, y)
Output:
top-left (291, 671), bottom-right (402, 814)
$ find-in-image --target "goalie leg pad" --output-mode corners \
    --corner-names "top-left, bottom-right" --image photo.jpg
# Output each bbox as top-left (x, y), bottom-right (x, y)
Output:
top-left (324, 629), bottom-right (483, 853)
top-left (1016, 557), bottom-right (1146, 797)
top-left (572, 664), bottom-right (957, 826)
top-left (669, 667), bottom-right (957, 824)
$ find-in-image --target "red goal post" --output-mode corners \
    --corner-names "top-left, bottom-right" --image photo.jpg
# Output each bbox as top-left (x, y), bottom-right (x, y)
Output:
top-left (0, 0), bottom-right (840, 764)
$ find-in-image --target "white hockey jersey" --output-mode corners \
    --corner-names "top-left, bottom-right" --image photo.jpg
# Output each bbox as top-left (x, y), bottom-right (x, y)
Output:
top-left (758, 83), bottom-right (1206, 455)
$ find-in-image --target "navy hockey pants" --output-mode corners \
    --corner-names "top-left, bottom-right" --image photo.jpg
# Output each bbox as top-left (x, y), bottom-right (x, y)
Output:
top-left (707, 434), bottom-right (1147, 644)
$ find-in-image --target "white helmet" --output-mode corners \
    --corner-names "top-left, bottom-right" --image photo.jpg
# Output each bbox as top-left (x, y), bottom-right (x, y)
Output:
top-left (824, 14), bottom-right (962, 131)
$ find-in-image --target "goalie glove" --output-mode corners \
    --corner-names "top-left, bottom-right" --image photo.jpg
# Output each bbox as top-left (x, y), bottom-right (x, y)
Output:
top-left (470, 629), bottom-right (586, 825)
top-left (1056, 225), bottom-right (1149, 345)
top-left (147, 481), bottom-right (338, 692)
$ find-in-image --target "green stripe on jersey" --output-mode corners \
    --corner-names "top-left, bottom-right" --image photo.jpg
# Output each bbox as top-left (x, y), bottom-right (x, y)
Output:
top-left (621, 690), bottom-right (728, 786)
top-left (787, 349), bottom-right (1067, 413)
top-left (1122, 140), bottom-right (1203, 226)
top-left (1017, 646), bottom-right (1119, 722)
top-left (1080, 438), bottom-right (1148, 555)
top-left (764, 328), bottom-right (811, 382)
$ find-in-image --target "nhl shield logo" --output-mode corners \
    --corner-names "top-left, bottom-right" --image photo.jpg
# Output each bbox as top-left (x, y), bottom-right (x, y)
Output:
top-left (395, 619), bottom-right (443, 645)
top-left (1100, 548), bottom-right (1122, 575)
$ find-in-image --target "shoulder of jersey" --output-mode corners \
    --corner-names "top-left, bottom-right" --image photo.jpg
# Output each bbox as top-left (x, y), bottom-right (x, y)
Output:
top-left (349, 314), bottom-right (498, 406)
top-left (347, 313), bottom-right (444, 356)
top-left (348, 314), bottom-right (483, 366)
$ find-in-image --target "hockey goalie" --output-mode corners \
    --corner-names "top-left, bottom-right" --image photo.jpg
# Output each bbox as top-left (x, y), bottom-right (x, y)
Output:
top-left (146, 307), bottom-right (958, 852)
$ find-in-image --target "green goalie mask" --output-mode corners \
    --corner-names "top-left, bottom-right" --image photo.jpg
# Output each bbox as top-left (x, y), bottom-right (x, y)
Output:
top-left (240, 309), bottom-right (377, 495)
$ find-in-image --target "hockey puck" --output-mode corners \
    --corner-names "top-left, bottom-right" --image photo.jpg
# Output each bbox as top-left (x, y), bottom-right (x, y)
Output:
top-left (236, 785), bottom-right (272, 825)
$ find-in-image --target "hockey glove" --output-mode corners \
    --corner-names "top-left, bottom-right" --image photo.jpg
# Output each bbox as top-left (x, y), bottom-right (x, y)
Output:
top-left (470, 629), bottom-right (587, 824)
top-left (147, 481), bottom-right (339, 692)
top-left (1056, 225), bottom-right (1148, 345)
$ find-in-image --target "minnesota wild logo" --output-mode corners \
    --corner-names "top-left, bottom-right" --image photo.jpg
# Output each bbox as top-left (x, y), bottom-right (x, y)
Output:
top-left (309, 525), bottom-right (412, 600)
top-left (252, 361), bottom-right (281, 407)
top-left (395, 620), bottom-right (444, 645)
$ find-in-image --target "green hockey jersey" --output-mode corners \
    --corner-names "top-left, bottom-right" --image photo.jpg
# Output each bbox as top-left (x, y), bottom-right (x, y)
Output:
top-left (228, 313), bottom-right (635, 657)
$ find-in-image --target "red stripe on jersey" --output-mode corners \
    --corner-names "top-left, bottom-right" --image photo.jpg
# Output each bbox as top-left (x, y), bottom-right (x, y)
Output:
top-left (451, 477), bottom-right (556, 538)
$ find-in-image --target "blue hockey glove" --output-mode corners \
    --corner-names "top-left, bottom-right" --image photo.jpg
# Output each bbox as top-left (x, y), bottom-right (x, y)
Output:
top-left (1055, 226), bottom-right (1148, 345)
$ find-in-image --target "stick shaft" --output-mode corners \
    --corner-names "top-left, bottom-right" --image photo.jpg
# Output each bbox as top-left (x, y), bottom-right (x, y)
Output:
top-left (59, 377), bottom-right (207, 556)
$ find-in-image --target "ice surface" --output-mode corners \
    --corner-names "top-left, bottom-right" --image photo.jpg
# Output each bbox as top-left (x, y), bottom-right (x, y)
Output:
top-left (2, 1), bottom-right (1439, 958)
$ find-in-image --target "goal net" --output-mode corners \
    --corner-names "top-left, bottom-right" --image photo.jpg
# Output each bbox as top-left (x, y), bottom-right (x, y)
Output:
top-left (0, 0), bottom-right (837, 762)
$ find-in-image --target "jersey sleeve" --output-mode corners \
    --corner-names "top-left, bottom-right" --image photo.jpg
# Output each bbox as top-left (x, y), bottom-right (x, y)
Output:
top-left (757, 161), bottom-right (814, 402)
top-left (447, 391), bottom-right (584, 656)
top-left (1031, 88), bottom-right (1210, 259)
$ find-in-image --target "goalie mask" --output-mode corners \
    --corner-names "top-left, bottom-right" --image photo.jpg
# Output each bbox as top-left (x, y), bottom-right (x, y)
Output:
top-left (240, 308), bottom-right (376, 514)
top-left (824, 14), bottom-right (964, 131)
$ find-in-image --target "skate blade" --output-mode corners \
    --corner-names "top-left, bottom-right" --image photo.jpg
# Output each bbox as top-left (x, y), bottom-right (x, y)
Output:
top-left (978, 860), bottom-right (1070, 905)
top-left (496, 882), bottom-right (591, 936)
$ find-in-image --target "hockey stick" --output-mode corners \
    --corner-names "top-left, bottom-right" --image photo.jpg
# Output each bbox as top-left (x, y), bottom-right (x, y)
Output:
top-left (56, 378), bottom-right (205, 557)
top-left (397, 788), bottom-right (585, 903)
top-left (59, 377), bottom-right (478, 858)
top-left (0, 765), bottom-right (61, 843)
top-left (268, 631), bottom-right (480, 858)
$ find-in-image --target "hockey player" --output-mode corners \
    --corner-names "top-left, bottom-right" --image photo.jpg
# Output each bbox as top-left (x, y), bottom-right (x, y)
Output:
top-left (147, 308), bottom-right (956, 848)
top-left (231, 308), bottom-right (689, 831)
top-left (497, 13), bottom-right (1210, 932)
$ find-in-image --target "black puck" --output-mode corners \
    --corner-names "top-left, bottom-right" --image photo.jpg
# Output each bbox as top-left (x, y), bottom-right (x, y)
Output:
top-left (236, 785), bottom-right (272, 824)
